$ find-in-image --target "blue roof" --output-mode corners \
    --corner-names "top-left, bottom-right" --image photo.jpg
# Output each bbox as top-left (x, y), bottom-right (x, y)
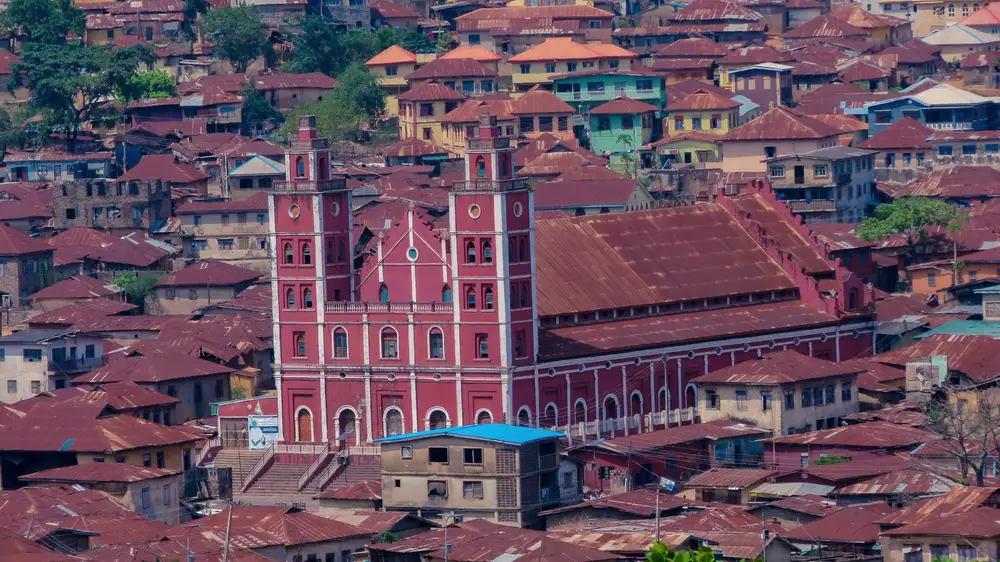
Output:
top-left (916, 319), bottom-right (1000, 339)
top-left (374, 424), bottom-right (564, 445)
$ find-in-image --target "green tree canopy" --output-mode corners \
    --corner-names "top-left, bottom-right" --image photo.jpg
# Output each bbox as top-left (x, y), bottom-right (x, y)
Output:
top-left (856, 197), bottom-right (966, 264)
top-left (0, 0), bottom-right (85, 44)
top-left (201, 6), bottom-right (268, 73)
top-left (285, 23), bottom-right (436, 76)
top-left (241, 82), bottom-right (283, 132)
top-left (647, 543), bottom-right (721, 562)
top-left (10, 43), bottom-right (154, 151)
top-left (278, 93), bottom-right (364, 142)
top-left (111, 270), bottom-right (164, 309)
top-left (115, 69), bottom-right (178, 104)
top-left (333, 62), bottom-right (385, 121)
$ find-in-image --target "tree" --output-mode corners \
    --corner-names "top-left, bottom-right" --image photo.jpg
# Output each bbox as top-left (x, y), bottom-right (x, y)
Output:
top-left (10, 43), bottom-right (154, 151)
top-left (856, 198), bottom-right (966, 266)
top-left (616, 133), bottom-right (638, 180)
top-left (926, 392), bottom-right (1000, 487)
top-left (333, 62), bottom-right (385, 121)
top-left (183, 0), bottom-right (210, 38)
top-left (278, 94), bottom-right (364, 142)
top-left (240, 82), bottom-right (283, 133)
top-left (115, 70), bottom-right (178, 104)
top-left (283, 15), bottom-right (342, 76)
top-left (374, 530), bottom-right (399, 544)
top-left (435, 32), bottom-right (454, 54)
top-left (0, 0), bottom-right (85, 44)
top-left (647, 543), bottom-right (720, 562)
top-left (201, 6), bottom-right (268, 73)
top-left (111, 270), bottom-right (165, 309)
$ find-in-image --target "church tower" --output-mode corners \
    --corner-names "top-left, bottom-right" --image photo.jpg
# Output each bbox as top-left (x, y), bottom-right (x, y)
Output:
top-left (449, 115), bottom-right (536, 424)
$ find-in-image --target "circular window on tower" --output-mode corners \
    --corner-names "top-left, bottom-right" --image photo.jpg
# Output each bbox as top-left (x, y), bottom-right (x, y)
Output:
top-left (331, 201), bottom-right (341, 217)
top-left (469, 204), bottom-right (482, 219)
top-left (433, 373), bottom-right (442, 381)
top-left (513, 202), bottom-right (523, 217)
top-left (288, 203), bottom-right (301, 220)
top-left (407, 248), bottom-right (419, 262)
top-left (387, 372), bottom-right (397, 381)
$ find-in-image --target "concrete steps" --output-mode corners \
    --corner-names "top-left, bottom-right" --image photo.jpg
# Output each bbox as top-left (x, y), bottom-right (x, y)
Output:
top-left (209, 448), bottom-right (265, 490)
top-left (244, 461), bottom-right (311, 496)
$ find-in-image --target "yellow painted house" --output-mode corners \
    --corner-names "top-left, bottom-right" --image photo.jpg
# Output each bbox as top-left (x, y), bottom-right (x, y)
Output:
top-left (508, 37), bottom-right (636, 92)
top-left (666, 89), bottom-right (741, 136)
top-left (509, 86), bottom-right (577, 141)
top-left (366, 45), bottom-right (437, 115)
top-left (85, 14), bottom-right (125, 46)
top-left (717, 45), bottom-right (794, 89)
top-left (397, 82), bottom-right (468, 147)
top-left (441, 99), bottom-right (518, 157)
top-left (440, 45), bottom-right (503, 73)
top-left (644, 132), bottom-right (723, 166)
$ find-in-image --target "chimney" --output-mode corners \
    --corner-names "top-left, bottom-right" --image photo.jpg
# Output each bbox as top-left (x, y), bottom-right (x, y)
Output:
top-left (298, 115), bottom-right (317, 141)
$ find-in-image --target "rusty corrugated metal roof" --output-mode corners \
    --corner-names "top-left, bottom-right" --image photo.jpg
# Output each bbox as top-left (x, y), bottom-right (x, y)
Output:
top-left (761, 421), bottom-right (937, 449)
top-left (723, 106), bottom-right (842, 141)
top-left (878, 486), bottom-right (1000, 527)
top-left (692, 350), bottom-right (862, 385)
top-left (882, 506), bottom-right (1000, 538)
top-left (782, 502), bottom-right (895, 543)
top-left (833, 468), bottom-right (957, 497)
top-left (685, 467), bottom-right (777, 488)
top-left (872, 333), bottom-right (1000, 383)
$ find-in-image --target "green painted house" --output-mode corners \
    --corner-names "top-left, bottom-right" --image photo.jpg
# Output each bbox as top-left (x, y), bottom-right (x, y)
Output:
top-left (551, 69), bottom-right (667, 114)
top-left (588, 97), bottom-right (660, 164)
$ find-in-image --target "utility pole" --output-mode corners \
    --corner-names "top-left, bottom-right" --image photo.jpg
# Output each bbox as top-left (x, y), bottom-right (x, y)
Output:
top-left (654, 485), bottom-right (660, 544)
top-left (441, 511), bottom-right (457, 562)
top-left (222, 503), bottom-right (233, 562)
top-left (626, 441), bottom-right (633, 491)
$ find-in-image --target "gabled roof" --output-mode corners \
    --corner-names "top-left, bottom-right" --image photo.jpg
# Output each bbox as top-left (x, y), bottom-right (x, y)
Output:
top-left (654, 37), bottom-right (729, 58)
top-left (959, 2), bottom-right (1000, 25)
top-left (685, 467), bottom-right (777, 488)
top-left (18, 381), bottom-right (179, 412)
top-left (760, 421), bottom-right (938, 449)
top-left (21, 463), bottom-right (180, 484)
top-left (891, 166), bottom-right (1000, 198)
top-left (365, 45), bottom-right (417, 66)
top-left (227, 155), bottom-right (285, 178)
top-left (589, 96), bottom-right (659, 114)
top-left (397, 81), bottom-right (467, 102)
top-left (379, 137), bottom-right (448, 158)
top-left (155, 259), bottom-right (261, 288)
top-left (510, 86), bottom-right (575, 114)
top-left (837, 58), bottom-right (892, 82)
top-left (723, 106), bottom-right (842, 141)
top-left (196, 505), bottom-right (369, 547)
top-left (370, 0), bottom-right (420, 19)
top-left (254, 72), bottom-right (338, 91)
top-left (29, 275), bottom-right (120, 301)
top-left (442, 98), bottom-right (515, 123)
top-left (784, 15), bottom-right (870, 39)
top-left (668, 88), bottom-right (740, 111)
top-left (872, 333), bottom-right (1000, 383)
top-left (509, 37), bottom-right (635, 63)
top-left (858, 116), bottom-right (933, 149)
top-left (782, 502), bottom-right (896, 543)
top-left (375, 423), bottom-right (564, 445)
top-left (669, 0), bottom-right (762, 22)
top-left (117, 154), bottom-right (209, 184)
top-left (831, 5), bottom-right (909, 29)
top-left (878, 486), bottom-right (1000, 527)
top-left (720, 44), bottom-right (794, 65)
top-left (922, 24), bottom-right (1000, 46)
top-left (882, 506), bottom-right (1000, 538)
top-left (0, 224), bottom-right (52, 256)
top-left (27, 300), bottom-right (137, 327)
top-left (440, 45), bottom-right (502, 62)
top-left (75, 350), bottom-right (234, 384)
top-left (314, 479), bottom-right (382, 500)
top-left (405, 57), bottom-right (498, 80)
top-left (692, 350), bottom-right (863, 385)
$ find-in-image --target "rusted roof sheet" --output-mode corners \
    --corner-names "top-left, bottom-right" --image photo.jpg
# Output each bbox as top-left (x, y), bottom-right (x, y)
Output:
top-left (0, 485), bottom-right (135, 540)
top-left (194, 506), bottom-right (369, 548)
top-left (442, 99), bottom-right (515, 123)
top-left (18, 381), bottom-right (179, 412)
top-left (872, 334), bottom-right (1000, 383)
top-left (669, 0), bottom-right (761, 22)
top-left (397, 82), bottom-right (467, 101)
top-left (655, 37), bottom-right (728, 57)
top-left (118, 154), bottom-right (209, 184)
top-left (784, 15), bottom-right (869, 39)
top-left (782, 502), bottom-right (895, 543)
top-left (0, 224), bottom-right (53, 256)
top-left (406, 57), bottom-right (498, 80)
top-left (75, 351), bottom-right (234, 384)
top-left (534, 178), bottom-right (638, 209)
top-left (545, 530), bottom-right (697, 555)
top-left (831, 5), bottom-right (908, 29)
top-left (519, 153), bottom-right (603, 177)
top-left (510, 86), bottom-right (575, 114)
top-left (833, 468), bottom-right (957, 497)
top-left (379, 137), bottom-right (447, 157)
top-left (692, 350), bottom-right (862, 385)
top-left (155, 259), bottom-right (261, 288)
top-left (720, 44), bottom-right (793, 65)
top-left (535, 205), bottom-right (798, 317)
top-left (837, 58), bottom-right (892, 82)
top-left (650, 58), bottom-right (715, 70)
top-left (312, 509), bottom-right (435, 535)
top-left (314, 479), bottom-right (381, 500)
top-left (29, 275), bottom-right (119, 301)
top-left (746, 494), bottom-right (838, 517)
top-left (879, 487), bottom-right (1000, 527)
top-left (856, 117), bottom-right (927, 150)
top-left (589, 97), bottom-right (659, 115)
top-left (255, 72), bottom-right (337, 90)
top-left (538, 300), bottom-right (838, 360)
top-left (588, 419), bottom-right (769, 454)
top-left (72, 314), bottom-right (191, 333)
top-left (371, 0), bottom-right (420, 19)
top-left (441, 45), bottom-right (502, 62)
top-left (882, 506), bottom-right (1000, 538)
top-left (761, 420), bottom-right (938, 449)
top-left (539, 488), bottom-right (693, 517)
top-left (892, 166), bottom-right (1000, 199)
top-left (723, 106), bottom-right (841, 141)
top-left (669, 88), bottom-right (740, 111)
top-left (176, 192), bottom-right (268, 214)
top-left (82, 537), bottom-right (272, 561)
top-left (809, 113), bottom-right (868, 133)
top-left (21, 463), bottom-right (180, 484)
top-left (686, 467), bottom-right (777, 488)
top-left (726, 193), bottom-right (835, 275)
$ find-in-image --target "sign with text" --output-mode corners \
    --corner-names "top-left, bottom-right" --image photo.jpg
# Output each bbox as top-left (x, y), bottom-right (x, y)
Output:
top-left (248, 415), bottom-right (279, 450)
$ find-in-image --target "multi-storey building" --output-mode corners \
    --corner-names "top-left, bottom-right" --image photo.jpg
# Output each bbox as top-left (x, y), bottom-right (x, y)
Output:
top-left (175, 194), bottom-right (271, 272)
top-left (51, 178), bottom-right (173, 235)
top-left (266, 114), bottom-right (876, 448)
top-left (0, 329), bottom-right (106, 401)
top-left (765, 146), bottom-right (878, 224)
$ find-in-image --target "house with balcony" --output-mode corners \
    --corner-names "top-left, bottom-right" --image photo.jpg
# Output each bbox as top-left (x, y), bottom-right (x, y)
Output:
top-left (398, 83), bottom-right (467, 147)
top-left (174, 193), bottom-right (271, 273)
top-left (376, 424), bottom-right (571, 528)
top-left (588, 97), bottom-right (659, 162)
top-left (692, 351), bottom-right (863, 436)
top-left (509, 87), bottom-right (576, 141)
top-left (405, 58), bottom-right (499, 96)
top-left (365, 45), bottom-right (422, 116)
top-left (666, 89), bottom-right (742, 137)
top-left (729, 63), bottom-right (794, 112)
top-left (441, 99), bottom-right (518, 157)
top-left (0, 329), bottom-right (107, 402)
top-left (721, 106), bottom-right (842, 173)
top-left (508, 38), bottom-right (637, 93)
top-left (552, 69), bottom-right (666, 114)
top-left (765, 146), bottom-right (878, 224)
top-left (865, 83), bottom-right (999, 136)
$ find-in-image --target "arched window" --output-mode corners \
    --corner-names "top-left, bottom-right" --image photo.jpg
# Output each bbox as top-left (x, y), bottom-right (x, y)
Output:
top-left (429, 328), bottom-right (444, 359)
top-left (518, 238), bottom-right (527, 262)
top-left (475, 155), bottom-right (486, 178)
top-left (379, 283), bottom-right (389, 303)
top-left (465, 240), bottom-right (476, 264)
top-left (294, 333), bottom-right (306, 357)
top-left (295, 156), bottom-right (305, 178)
top-left (658, 388), bottom-right (668, 411)
top-left (333, 327), bottom-right (348, 358)
top-left (477, 410), bottom-right (493, 424)
top-left (465, 286), bottom-right (476, 309)
top-left (949, 3), bottom-right (955, 16)
top-left (517, 407), bottom-right (531, 427)
top-left (963, 2), bottom-right (969, 15)
top-left (685, 385), bottom-right (697, 409)
top-left (508, 239), bottom-right (516, 260)
top-left (631, 391), bottom-right (643, 416)
top-left (303, 288), bottom-right (313, 309)
top-left (286, 288), bottom-right (296, 309)
top-left (544, 403), bottom-right (558, 427)
top-left (848, 289), bottom-right (858, 310)
top-left (574, 400), bottom-right (587, 423)
top-left (442, 285), bottom-right (453, 303)
top-left (381, 328), bottom-right (399, 359)
top-left (603, 395), bottom-right (618, 421)
top-left (325, 240), bottom-right (333, 264)
top-left (520, 283), bottom-right (529, 308)
top-left (385, 408), bottom-right (404, 436)
top-left (483, 286), bottom-right (494, 310)
top-left (476, 334), bottom-right (489, 359)
top-left (511, 283), bottom-right (519, 308)
top-left (284, 243), bottom-right (294, 265)
top-left (429, 409), bottom-right (448, 429)
top-left (337, 239), bottom-right (346, 262)
top-left (482, 240), bottom-right (493, 263)
top-left (302, 243), bottom-right (312, 265)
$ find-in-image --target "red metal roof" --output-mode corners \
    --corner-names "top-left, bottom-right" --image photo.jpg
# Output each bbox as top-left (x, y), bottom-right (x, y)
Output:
top-left (878, 486), bottom-right (1000, 527)
top-left (685, 467), bottom-right (777, 488)
top-left (254, 72), bottom-right (338, 90)
top-left (649, 58), bottom-right (715, 70)
top-left (534, 178), bottom-right (638, 209)
top-left (0, 485), bottom-right (136, 540)
top-left (723, 106), bottom-right (841, 141)
top-left (665, 89), bottom-right (740, 111)
top-left (379, 137), bottom-right (447, 157)
top-left (216, 396), bottom-right (278, 418)
top-left (538, 488), bottom-right (692, 517)
top-left (535, 205), bottom-right (799, 317)
top-left (406, 57), bottom-right (498, 80)
top-left (21, 462), bottom-right (180, 484)
top-left (858, 116), bottom-right (933, 150)
top-left (837, 58), bottom-right (891, 82)
top-left (74, 350), bottom-right (234, 384)
top-left (762, 421), bottom-right (938, 449)
top-left (720, 44), bottom-right (794, 65)
top-left (397, 81), bottom-right (467, 101)
top-left (442, 99), bottom-right (515, 124)
top-left (175, 192), bottom-right (268, 214)
top-left (510, 86), bottom-right (575, 115)
top-left (28, 275), bottom-right (119, 301)
top-left (155, 259), bottom-right (261, 288)
top-left (314, 479), bottom-right (381, 500)
top-left (872, 333), bottom-right (1000, 383)
top-left (589, 97), bottom-right (659, 115)
top-left (117, 154), bottom-right (210, 184)
top-left (883, 506), bottom-right (1000, 538)
top-left (195, 505), bottom-right (369, 548)
top-left (833, 468), bottom-right (957, 497)
top-left (692, 350), bottom-right (862, 385)
top-left (0, 224), bottom-right (52, 256)
top-left (891, 166), bottom-right (1000, 199)
top-left (782, 502), bottom-right (896, 543)
top-left (723, 193), bottom-right (835, 275)
top-left (669, 0), bottom-right (762, 22)
top-left (747, 494), bottom-right (838, 517)
top-left (831, 5), bottom-right (909, 29)
top-left (19, 381), bottom-right (180, 412)
top-left (48, 227), bottom-right (117, 248)
top-left (784, 15), bottom-right (870, 39)
top-left (519, 153), bottom-right (605, 177)
top-left (958, 2), bottom-right (1000, 25)
top-left (654, 37), bottom-right (728, 57)
top-left (592, 419), bottom-right (769, 454)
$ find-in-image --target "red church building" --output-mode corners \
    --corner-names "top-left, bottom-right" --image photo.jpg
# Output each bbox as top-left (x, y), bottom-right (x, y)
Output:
top-left (269, 115), bottom-right (875, 448)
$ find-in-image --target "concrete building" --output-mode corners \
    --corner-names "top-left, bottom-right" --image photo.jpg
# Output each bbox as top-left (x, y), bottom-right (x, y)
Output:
top-left (174, 194), bottom-right (271, 273)
top-left (377, 424), bottom-right (571, 527)
top-left (692, 351), bottom-right (862, 436)
top-left (721, 107), bottom-right (842, 173)
top-left (151, 259), bottom-right (262, 315)
top-left (0, 329), bottom-right (106, 401)
top-left (51, 178), bottom-right (173, 236)
top-left (765, 146), bottom-right (878, 224)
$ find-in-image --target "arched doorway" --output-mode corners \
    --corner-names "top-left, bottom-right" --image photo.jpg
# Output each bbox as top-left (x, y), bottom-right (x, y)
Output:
top-left (658, 388), bottom-right (669, 411)
top-left (385, 408), bottom-right (403, 436)
top-left (544, 403), bottom-right (557, 427)
top-left (517, 407), bottom-right (531, 427)
top-left (630, 392), bottom-right (643, 416)
top-left (848, 289), bottom-right (858, 310)
top-left (429, 409), bottom-right (448, 429)
top-left (603, 396), bottom-right (618, 421)
top-left (338, 409), bottom-right (357, 446)
top-left (574, 400), bottom-right (586, 424)
top-left (476, 410), bottom-right (493, 424)
top-left (686, 385), bottom-right (697, 409)
top-left (297, 408), bottom-right (313, 442)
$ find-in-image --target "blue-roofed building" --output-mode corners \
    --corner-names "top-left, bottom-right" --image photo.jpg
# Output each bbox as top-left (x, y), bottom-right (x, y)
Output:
top-left (377, 423), bottom-right (577, 528)
top-left (865, 83), bottom-right (1000, 137)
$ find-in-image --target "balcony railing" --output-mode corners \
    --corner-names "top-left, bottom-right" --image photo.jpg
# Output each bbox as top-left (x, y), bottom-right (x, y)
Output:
top-left (49, 357), bottom-right (102, 373)
top-left (926, 121), bottom-right (973, 130)
top-left (273, 179), bottom-right (347, 193)
top-left (325, 301), bottom-right (454, 314)
top-left (454, 178), bottom-right (529, 192)
top-left (467, 137), bottom-right (511, 150)
top-left (787, 199), bottom-right (837, 213)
